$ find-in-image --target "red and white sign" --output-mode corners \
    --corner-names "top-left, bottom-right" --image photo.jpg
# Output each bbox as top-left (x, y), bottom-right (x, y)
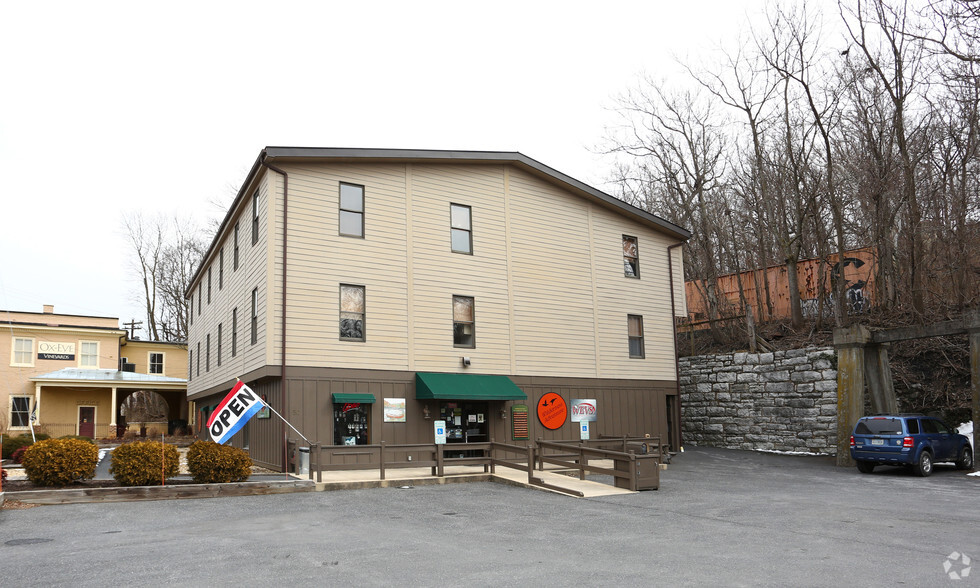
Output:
top-left (570, 399), bottom-right (596, 422)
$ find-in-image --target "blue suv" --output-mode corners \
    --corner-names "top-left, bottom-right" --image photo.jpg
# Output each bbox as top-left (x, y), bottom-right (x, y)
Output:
top-left (850, 415), bottom-right (973, 476)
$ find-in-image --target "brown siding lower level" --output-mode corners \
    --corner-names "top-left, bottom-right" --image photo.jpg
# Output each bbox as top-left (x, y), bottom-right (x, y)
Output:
top-left (195, 367), bottom-right (679, 471)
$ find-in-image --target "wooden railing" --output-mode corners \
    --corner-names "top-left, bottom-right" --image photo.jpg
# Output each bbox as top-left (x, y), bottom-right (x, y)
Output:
top-left (303, 437), bottom-right (664, 493)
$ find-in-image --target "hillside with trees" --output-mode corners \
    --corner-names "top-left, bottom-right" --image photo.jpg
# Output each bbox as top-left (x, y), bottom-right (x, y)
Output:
top-left (605, 0), bottom-right (978, 423)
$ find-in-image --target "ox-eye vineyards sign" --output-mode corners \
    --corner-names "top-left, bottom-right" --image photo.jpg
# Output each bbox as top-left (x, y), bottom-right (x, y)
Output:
top-left (38, 342), bottom-right (75, 360)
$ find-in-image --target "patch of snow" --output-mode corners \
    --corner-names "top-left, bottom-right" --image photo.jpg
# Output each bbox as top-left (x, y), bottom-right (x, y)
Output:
top-left (754, 449), bottom-right (832, 457)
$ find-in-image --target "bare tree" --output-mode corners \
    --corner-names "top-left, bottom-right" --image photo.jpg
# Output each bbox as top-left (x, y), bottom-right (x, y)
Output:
top-left (123, 213), bottom-right (164, 340)
top-left (123, 213), bottom-right (208, 342)
top-left (607, 79), bottom-right (730, 340)
top-left (841, 0), bottom-right (931, 317)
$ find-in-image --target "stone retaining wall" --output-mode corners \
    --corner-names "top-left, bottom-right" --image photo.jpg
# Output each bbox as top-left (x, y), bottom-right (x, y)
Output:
top-left (679, 347), bottom-right (838, 454)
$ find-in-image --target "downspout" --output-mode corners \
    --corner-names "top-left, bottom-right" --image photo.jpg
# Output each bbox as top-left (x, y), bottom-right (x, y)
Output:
top-left (261, 155), bottom-right (289, 473)
top-left (667, 241), bottom-right (685, 450)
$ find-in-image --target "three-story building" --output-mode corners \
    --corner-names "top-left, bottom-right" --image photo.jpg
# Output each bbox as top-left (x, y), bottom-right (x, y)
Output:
top-left (185, 148), bottom-right (689, 471)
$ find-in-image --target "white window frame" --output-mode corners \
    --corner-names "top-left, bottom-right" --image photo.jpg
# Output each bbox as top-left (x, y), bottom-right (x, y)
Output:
top-left (148, 351), bottom-right (165, 374)
top-left (11, 337), bottom-right (35, 367)
top-left (79, 340), bottom-right (99, 368)
top-left (9, 395), bottom-right (32, 429)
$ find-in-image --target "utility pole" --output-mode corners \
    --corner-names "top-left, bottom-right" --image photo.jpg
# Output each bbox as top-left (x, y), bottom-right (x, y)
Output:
top-left (124, 319), bottom-right (144, 340)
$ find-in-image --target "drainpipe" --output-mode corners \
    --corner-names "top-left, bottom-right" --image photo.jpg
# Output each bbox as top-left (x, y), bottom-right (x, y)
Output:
top-left (261, 155), bottom-right (289, 473)
top-left (667, 241), bottom-right (685, 450)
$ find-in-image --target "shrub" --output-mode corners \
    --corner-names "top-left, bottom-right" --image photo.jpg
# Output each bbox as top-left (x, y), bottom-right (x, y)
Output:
top-left (110, 440), bottom-right (180, 486)
top-left (2, 434), bottom-right (50, 460)
top-left (11, 446), bottom-right (27, 464)
top-left (59, 435), bottom-right (95, 444)
top-left (186, 441), bottom-right (252, 483)
top-left (22, 438), bottom-right (99, 487)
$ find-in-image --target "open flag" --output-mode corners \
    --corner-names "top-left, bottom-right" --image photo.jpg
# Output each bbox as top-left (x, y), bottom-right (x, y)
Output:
top-left (207, 381), bottom-right (265, 444)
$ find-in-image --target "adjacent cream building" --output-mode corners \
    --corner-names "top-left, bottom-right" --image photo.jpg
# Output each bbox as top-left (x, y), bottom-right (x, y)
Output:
top-left (185, 148), bottom-right (689, 471)
top-left (1, 305), bottom-right (188, 438)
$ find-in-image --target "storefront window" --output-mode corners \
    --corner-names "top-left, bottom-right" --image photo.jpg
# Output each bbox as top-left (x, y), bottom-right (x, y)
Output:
top-left (334, 403), bottom-right (370, 445)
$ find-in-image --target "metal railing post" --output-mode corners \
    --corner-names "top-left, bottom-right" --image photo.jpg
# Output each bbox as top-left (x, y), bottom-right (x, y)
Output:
top-left (527, 445), bottom-right (534, 484)
top-left (578, 441), bottom-right (586, 480)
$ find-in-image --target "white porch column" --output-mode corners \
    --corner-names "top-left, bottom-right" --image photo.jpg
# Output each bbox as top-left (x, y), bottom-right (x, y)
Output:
top-left (110, 387), bottom-right (118, 427)
top-left (34, 383), bottom-right (42, 425)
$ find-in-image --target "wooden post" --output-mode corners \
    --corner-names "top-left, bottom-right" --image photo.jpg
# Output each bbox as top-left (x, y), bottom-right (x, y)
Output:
top-left (436, 443), bottom-right (444, 477)
top-left (379, 441), bottom-right (386, 481)
top-left (746, 306), bottom-right (757, 353)
top-left (834, 324), bottom-right (870, 467)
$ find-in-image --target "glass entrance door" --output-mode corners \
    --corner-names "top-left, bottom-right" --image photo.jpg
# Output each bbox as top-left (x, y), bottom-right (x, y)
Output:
top-left (439, 401), bottom-right (489, 455)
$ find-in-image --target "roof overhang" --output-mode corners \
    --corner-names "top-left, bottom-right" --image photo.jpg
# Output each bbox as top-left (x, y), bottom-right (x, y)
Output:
top-left (31, 368), bottom-right (187, 390)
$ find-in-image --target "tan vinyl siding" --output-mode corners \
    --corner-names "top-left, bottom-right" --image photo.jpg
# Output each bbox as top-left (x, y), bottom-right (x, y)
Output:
top-left (187, 174), bottom-right (271, 396)
top-left (188, 159), bottom-right (685, 395)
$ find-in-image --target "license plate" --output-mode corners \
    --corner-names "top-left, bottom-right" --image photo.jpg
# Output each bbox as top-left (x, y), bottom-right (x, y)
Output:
top-left (871, 439), bottom-right (884, 446)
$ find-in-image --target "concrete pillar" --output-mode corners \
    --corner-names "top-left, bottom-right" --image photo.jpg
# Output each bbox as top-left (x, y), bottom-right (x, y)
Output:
top-left (834, 324), bottom-right (870, 466)
top-left (864, 344), bottom-right (899, 415)
top-left (110, 387), bottom-right (118, 427)
top-left (33, 383), bottom-right (41, 425)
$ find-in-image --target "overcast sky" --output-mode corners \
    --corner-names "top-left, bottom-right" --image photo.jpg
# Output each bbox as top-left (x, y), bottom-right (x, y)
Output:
top-left (0, 0), bottom-right (771, 333)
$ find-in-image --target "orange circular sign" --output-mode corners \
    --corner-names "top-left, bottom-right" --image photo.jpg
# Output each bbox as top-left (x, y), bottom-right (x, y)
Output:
top-left (537, 393), bottom-right (567, 430)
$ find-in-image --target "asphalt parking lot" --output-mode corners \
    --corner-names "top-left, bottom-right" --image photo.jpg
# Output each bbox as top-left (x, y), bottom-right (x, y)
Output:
top-left (2, 446), bottom-right (977, 587)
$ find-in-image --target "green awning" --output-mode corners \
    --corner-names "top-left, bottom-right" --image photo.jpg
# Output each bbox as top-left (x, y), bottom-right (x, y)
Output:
top-left (415, 372), bottom-right (527, 401)
top-left (331, 393), bottom-right (376, 404)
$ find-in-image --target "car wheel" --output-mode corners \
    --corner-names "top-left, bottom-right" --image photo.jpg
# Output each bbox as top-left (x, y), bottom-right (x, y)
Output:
top-left (856, 460), bottom-right (875, 474)
top-left (955, 447), bottom-right (973, 470)
top-left (914, 450), bottom-right (933, 477)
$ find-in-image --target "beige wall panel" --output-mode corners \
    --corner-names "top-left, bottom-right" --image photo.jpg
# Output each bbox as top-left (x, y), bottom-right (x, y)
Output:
top-left (277, 163), bottom-right (411, 370)
top-left (589, 205), bottom-right (680, 380)
top-left (121, 342), bottom-right (188, 379)
top-left (40, 388), bottom-right (113, 430)
top-left (407, 164), bottom-right (513, 374)
top-left (188, 174), bottom-right (270, 395)
top-left (506, 169), bottom-right (599, 377)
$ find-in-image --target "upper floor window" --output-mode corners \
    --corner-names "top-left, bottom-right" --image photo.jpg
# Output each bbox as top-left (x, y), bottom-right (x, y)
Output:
top-left (451, 203), bottom-right (472, 254)
top-left (80, 341), bottom-right (99, 368)
top-left (234, 221), bottom-right (241, 270)
top-left (149, 352), bottom-right (164, 374)
top-left (11, 337), bottom-right (33, 366)
top-left (232, 307), bottom-right (238, 357)
top-left (206, 333), bottom-right (211, 372)
top-left (251, 288), bottom-right (258, 345)
top-left (340, 284), bottom-right (365, 341)
top-left (10, 396), bottom-right (31, 428)
top-left (189, 296), bottom-right (193, 325)
top-left (196, 341), bottom-right (201, 376)
top-left (453, 295), bottom-right (475, 348)
top-left (217, 324), bottom-right (223, 367)
top-left (628, 314), bottom-right (645, 358)
top-left (208, 267), bottom-right (212, 304)
top-left (339, 183), bottom-right (365, 237)
top-left (219, 248), bottom-right (224, 289)
top-left (623, 236), bottom-right (639, 278)
top-left (197, 288), bottom-right (202, 315)
top-left (251, 191), bottom-right (259, 246)
top-left (188, 349), bottom-right (192, 381)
